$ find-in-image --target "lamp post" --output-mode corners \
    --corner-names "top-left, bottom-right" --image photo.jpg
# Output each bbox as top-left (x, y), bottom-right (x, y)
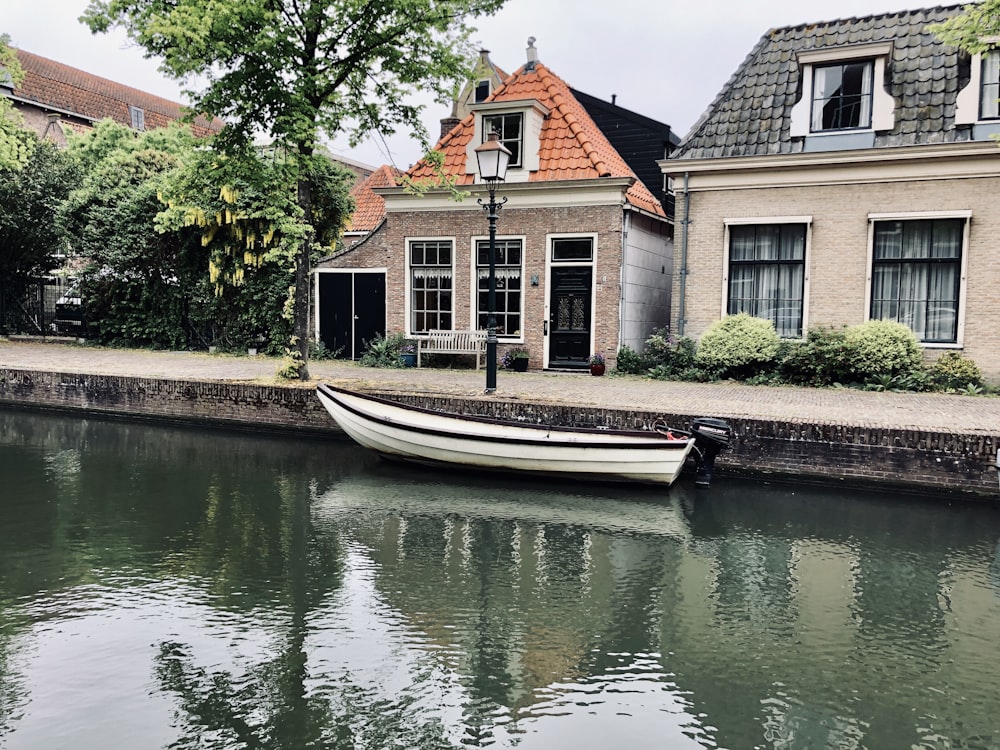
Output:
top-left (474, 131), bottom-right (512, 394)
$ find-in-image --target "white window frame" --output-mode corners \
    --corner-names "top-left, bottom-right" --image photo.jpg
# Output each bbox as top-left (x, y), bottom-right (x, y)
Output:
top-left (956, 42), bottom-right (1000, 125)
top-left (470, 235), bottom-right (526, 341)
top-left (482, 112), bottom-right (524, 169)
top-left (864, 211), bottom-right (971, 348)
top-left (722, 216), bottom-right (812, 339)
top-left (128, 105), bottom-right (145, 131)
top-left (790, 43), bottom-right (895, 138)
top-left (406, 237), bottom-right (455, 336)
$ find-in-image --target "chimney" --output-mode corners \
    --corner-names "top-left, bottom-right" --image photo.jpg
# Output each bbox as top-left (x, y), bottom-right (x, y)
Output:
top-left (525, 37), bottom-right (537, 71)
top-left (439, 99), bottom-right (460, 141)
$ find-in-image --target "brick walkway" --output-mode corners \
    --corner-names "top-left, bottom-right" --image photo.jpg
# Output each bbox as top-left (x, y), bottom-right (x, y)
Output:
top-left (2, 339), bottom-right (999, 435)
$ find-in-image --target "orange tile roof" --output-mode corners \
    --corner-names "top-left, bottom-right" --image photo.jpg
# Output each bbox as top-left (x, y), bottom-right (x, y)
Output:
top-left (12, 49), bottom-right (223, 137)
top-left (345, 164), bottom-right (401, 233)
top-left (408, 62), bottom-right (664, 217)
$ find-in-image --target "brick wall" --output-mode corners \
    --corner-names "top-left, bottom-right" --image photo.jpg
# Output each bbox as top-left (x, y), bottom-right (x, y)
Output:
top-left (321, 204), bottom-right (629, 369)
top-left (2, 368), bottom-right (997, 496)
top-left (675, 175), bottom-right (1000, 381)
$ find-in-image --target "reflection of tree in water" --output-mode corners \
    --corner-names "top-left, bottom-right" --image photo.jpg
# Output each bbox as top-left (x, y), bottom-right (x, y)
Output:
top-left (155, 643), bottom-right (459, 749)
top-left (0, 621), bottom-right (27, 741)
top-left (153, 475), bottom-right (463, 750)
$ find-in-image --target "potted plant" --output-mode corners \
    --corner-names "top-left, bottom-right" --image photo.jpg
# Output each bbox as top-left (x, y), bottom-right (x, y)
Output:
top-left (589, 352), bottom-right (606, 376)
top-left (398, 341), bottom-right (417, 368)
top-left (502, 347), bottom-right (530, 372)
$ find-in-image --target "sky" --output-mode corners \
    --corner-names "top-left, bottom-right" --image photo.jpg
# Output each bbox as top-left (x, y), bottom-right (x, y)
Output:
top-left (4, 0), bottom-right (925, 169)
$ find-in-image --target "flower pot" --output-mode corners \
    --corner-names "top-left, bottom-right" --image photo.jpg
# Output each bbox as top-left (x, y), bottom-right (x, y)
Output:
top-left (589, 363), bottom-right (606, 376)
top-left (512, 357), bottom-right (529, 372)
top-left (399, 352), bottom-right (417, 368)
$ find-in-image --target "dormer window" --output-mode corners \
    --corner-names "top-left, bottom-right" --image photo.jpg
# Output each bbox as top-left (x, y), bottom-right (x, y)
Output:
top-left (812, 60), bottom-right (873, 131)
top-left (129, 105), bottom-right (145, 131)
top-left (790, 42), bottom-right (894, 147)
top-left (483, 113), bottom-right (522, 168)
top-left (981, 51), bottom-right (999, 120)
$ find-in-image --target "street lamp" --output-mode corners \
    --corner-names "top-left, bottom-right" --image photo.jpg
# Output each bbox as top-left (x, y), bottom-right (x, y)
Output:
top-left (474, 131), bottom-right (512, 394)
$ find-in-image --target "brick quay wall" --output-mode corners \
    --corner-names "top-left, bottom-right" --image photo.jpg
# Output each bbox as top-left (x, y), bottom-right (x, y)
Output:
top-left (1, 368), bottom-right (997, 498)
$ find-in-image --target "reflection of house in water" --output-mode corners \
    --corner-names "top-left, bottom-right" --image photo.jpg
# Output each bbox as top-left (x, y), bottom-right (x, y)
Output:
top-left (315, 474), bottom-right (1000, 748)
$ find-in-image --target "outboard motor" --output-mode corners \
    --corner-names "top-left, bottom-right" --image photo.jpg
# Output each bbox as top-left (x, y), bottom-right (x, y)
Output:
top-left (690, 418), bottom-right (733, 487)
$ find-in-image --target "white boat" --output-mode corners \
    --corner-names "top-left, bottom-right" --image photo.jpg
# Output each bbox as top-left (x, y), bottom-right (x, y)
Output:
top-left (315, 384), bottom-right (731, 486)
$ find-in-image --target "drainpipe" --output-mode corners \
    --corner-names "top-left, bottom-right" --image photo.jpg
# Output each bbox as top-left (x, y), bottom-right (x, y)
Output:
top-left (620, 210), bottom-right (630, 351)
top-left (678, 172), bottom-right (691, 336)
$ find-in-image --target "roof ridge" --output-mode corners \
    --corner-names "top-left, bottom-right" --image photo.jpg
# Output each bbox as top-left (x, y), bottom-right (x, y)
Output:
top-left (765, 2), bottom-right (967, 35)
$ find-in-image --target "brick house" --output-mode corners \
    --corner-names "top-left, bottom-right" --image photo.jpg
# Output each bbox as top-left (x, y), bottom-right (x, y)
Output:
top-left (316, 41), bottom-right (678, 370)
top-left (663, 6), bottom-right (1000, 381)
top-left (2, 48), bottom-right (221, 144)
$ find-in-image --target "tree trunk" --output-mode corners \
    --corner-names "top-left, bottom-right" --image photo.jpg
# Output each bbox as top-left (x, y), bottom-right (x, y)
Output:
top-left (294, 175), bottom-right (313, 380)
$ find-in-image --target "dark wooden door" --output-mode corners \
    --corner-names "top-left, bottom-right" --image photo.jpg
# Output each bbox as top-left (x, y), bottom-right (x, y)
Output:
top-left (547, 267), bottom-right (592, 368)
top-left (317, 271), bottom-right (385, 359)
top-left (352, 272), bottom-right (385, 357)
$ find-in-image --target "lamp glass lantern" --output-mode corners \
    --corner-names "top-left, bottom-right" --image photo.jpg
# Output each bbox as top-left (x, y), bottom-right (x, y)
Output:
top-left (473, 131), bottom-right (512, 394)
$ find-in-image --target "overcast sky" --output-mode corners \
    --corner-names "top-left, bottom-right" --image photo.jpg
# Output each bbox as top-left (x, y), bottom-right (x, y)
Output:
top-left (5, 0), bottom-right (923, 169)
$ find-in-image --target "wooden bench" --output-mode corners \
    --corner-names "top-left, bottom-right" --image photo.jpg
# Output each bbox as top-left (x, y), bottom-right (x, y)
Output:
top-left (415, 329), bottom-right (488, 369)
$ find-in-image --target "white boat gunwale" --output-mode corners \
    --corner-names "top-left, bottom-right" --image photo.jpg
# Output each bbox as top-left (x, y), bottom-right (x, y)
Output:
top-left (316, 383), bottom-right (693, 452)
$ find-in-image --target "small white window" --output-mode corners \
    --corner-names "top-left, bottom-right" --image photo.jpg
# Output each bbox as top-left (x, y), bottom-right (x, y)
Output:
top-left (129, 105), bottom-right (145, 131)
top-left (483, 113), bottom-right (522, 168)
top-left (981, 51), bottom-right (999, 120)
top-left (811, 61), bottom-right (873, 131)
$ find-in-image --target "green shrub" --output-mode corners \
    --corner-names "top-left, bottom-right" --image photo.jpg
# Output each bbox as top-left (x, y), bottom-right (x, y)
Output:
top-left (929, 352), bottom-right (983, 391)
top-left (844, 320), bottom-right (923, 381)
top-left (776, 326), bottom-right (853, 386)
top-left (694, 314), bottom-right (780, 379)
top-left (614, 345), bottom-right (644, 374)
top-left (359, 331), bottom-right (408, 368)
top-left (639, 327), bottom-right (697, 377)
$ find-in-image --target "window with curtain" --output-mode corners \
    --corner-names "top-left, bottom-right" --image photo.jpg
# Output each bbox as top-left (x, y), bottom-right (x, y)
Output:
top-left (727, 224), bottom-right (806, 338)
top-left (811, 61), bottom-right (873, 131)
top-left (981, 51), bottom-right (999, 120)
top-left (410, 240), bottom-right (453, 333)
top-left (871, 219), bottom-right (963, 343)
top-left (476, 239), bottom-right (522, 337)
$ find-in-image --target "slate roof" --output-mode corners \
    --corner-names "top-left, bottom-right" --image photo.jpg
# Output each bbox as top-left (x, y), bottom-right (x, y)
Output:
top-left (674, 5), bottom-right (972, 161)
top-left (407, 61), bottom-right (666, 217)
top-left (11, 48), bottom-right (222, 137)
top-left (345, 164), bottom-right (401, 233)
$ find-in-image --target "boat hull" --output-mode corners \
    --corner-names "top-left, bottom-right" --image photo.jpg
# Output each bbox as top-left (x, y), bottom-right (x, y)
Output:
top-left (316, 383), bottom-right (695, 486)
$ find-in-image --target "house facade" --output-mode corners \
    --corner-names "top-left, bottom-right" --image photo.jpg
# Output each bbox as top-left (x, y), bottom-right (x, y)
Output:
top-left (317, 42), bottom-right (676, 370)
top-left (3, 48), bottom-right (221, 144)
top-left (663, 6), bottom-right (1000, 381)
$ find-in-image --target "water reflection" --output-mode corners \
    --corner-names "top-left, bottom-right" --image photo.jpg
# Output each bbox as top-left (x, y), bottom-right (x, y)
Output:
top-left (1, 409), bottom-right (999, 749)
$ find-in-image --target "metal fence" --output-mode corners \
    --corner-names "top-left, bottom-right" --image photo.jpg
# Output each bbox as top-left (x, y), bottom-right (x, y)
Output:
top-left (0, 277), bottom-right (72, 336)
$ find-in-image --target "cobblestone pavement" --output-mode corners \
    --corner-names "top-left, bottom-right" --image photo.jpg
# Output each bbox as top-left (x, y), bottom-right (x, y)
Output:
top-left (3, 339), bottom-right (999, 435)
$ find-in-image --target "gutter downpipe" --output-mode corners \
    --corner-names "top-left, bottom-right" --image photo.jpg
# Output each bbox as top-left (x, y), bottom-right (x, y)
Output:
top-left (678, 172), bottom-right (691, 336)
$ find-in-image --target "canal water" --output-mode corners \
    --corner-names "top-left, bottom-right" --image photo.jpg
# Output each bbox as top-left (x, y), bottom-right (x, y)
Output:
top-left (1, 409), bottom-right (998, 750)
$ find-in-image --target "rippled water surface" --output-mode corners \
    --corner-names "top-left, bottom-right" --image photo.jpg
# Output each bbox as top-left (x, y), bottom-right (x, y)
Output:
top-left (1, 410), bottom-right (999, 749)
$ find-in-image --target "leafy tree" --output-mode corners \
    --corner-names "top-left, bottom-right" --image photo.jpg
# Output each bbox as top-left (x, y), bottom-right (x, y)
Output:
top-left (0, 140), bottom-right (80, 333)
top-left (59, 121), bottom-right (203, 347)
top-left (82, 0), bottom-right (506, 378)
top-left (155, 143), bottom-right (354, 360)
top-left (929, 2), bottom-right (1000, 53)
top-left (0, 35), bottom-right (35, 172)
